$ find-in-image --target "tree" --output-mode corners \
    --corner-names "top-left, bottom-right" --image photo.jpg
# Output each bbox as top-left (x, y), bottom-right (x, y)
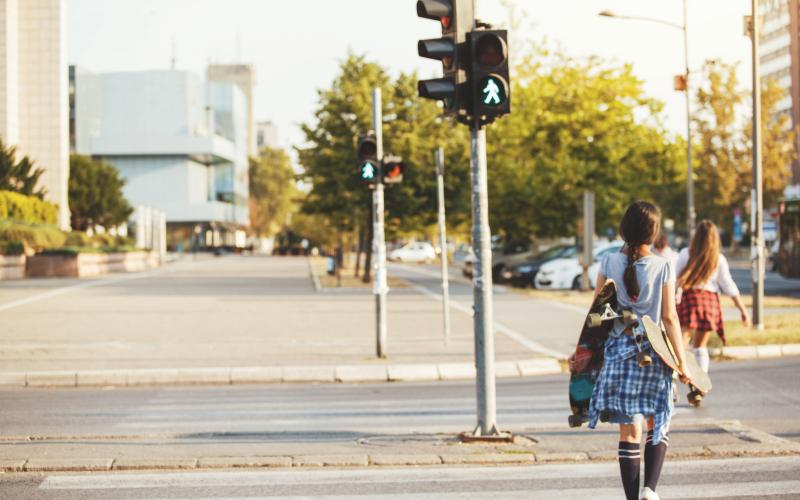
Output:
top-left (249, 147), bottom-right (298, 237)
top-left (487, 49), bottom-right (686, 239)
top-left (0, 139), bottom-right (47, 198)
top-left (68, 154), bottom-right (133, 231)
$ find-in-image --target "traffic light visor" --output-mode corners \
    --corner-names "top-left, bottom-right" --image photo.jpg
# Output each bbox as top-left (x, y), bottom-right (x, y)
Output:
top-left (417, 0), bottom-right (452, 27)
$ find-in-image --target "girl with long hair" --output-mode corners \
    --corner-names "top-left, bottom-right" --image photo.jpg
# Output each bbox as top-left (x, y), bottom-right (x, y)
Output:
top-left (584, 201), bottom-right (691, 500)
top-left (677, 220), bottom-right (750, 381)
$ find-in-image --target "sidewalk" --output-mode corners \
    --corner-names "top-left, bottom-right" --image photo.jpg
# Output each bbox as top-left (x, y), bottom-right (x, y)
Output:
top-left (2, 419), bottom-right (798, 473)
top-left (0, 256), bottom-right (560, 387)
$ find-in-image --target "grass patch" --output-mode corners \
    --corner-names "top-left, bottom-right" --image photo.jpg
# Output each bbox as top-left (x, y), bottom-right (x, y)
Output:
top-left (518, 288), bottom-right (594, 308)
top-left (309, 256), bottom-right (408, 289)
top-left (708, 313), bottom-right (800, 347)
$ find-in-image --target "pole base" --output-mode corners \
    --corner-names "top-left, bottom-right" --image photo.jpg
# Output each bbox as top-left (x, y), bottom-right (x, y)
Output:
top-left (459, 427), bottom-right (513, 443)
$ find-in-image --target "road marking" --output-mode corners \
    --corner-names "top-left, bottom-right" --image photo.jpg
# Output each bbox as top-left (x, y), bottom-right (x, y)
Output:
top-left (406, 281), bottom-right (568, 359)
top-left (715, 419), bottom-right (791, 444)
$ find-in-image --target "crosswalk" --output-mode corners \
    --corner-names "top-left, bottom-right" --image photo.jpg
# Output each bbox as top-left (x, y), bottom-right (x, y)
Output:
top-left (24, 456), bottom-right (800, 499)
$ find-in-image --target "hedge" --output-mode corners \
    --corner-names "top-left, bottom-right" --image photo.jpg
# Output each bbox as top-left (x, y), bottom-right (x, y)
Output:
top-left (0, 219), bottom-right (66, 253)
top-left (0, 190), bottom-right (58, 225)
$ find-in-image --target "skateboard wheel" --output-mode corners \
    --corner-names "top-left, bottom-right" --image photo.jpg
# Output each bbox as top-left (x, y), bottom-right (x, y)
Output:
top-left (587, 314), bottom-right (602, 328)
top-left (568, 414), bottom-right (584, 428)
top-left (637, 352), bottom-right (653, 368)
top-left (688, 389), bottom-right (704, 407)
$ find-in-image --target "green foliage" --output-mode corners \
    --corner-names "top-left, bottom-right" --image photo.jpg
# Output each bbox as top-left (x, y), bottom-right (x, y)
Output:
top-left (69, 154), bottom-right (133, 231)
top-left (0, 190), bottom-right (58, 224)
top-left (0, 139), bottom-right (47, 198)
top-left (249, 147), bottom-right (298, 237)
top-left (0, 219), bottom-right (66, 253)
top-left (487, 50), bottom-right (686, 238)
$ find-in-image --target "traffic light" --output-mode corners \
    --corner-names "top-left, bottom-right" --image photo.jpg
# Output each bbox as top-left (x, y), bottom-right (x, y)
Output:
top-left (417, 0), bottom-right (473, 121)
top-left (381, 156), bottom-right (405, 184)
top-left (468, 29), bottom-right (510, 123)
top-left (357, 133), bottom-right (379, 184)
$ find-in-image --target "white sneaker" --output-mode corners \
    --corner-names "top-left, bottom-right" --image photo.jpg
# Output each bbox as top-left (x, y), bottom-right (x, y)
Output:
top-left (640, 486), bottom-right (660, 500)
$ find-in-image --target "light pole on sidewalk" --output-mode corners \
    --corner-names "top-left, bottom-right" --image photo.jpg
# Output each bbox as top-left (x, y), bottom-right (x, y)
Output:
top-left (372, 88), bottom-right (389, 356)
top-left (600, 2), bottom-right (696, 237)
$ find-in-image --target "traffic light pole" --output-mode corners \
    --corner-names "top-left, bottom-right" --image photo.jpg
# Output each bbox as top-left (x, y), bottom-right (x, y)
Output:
top-left (470, 121), bottom-right (498, 437)
top-left (435, 147), bottom-right (451, 344)
top-left (372, 88), bottom-right (389, 357)
top-left (750, 1), bottom-right (765, 331)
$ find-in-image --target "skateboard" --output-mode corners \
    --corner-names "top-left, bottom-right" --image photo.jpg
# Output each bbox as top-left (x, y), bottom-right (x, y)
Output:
top-left (568, 279), bottom-right (645, 428)
top-left (639, 316), bottom-right (712, 406)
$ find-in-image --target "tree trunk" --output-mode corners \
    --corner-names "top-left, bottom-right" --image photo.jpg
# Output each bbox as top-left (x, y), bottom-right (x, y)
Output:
top-left (354, 222), bottom-right (363, 278)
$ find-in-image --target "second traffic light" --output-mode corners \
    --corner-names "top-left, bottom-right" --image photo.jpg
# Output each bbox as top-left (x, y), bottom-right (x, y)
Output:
top-left (468, 29), bottom-right (510, 123)
top-left (416, 0), bottom-right (473, 121)
top-left (382, 156), bottom-right (405, 184)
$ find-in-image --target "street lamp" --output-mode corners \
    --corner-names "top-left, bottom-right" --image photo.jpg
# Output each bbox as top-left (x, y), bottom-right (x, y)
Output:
top-left (599, 2), bottom-right (696, 238)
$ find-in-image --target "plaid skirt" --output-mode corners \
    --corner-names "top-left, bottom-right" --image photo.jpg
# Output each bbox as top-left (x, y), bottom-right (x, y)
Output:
top-left (588, 335), bottom-right (674, 445)
top-left (678, 289), bottom-right (726, 345)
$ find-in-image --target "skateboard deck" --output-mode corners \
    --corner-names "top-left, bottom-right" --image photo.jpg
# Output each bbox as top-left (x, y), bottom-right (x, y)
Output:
top-left (567, 279), bottom-right (617, 427)
top-left (641, 315), bottom-right (712, 394)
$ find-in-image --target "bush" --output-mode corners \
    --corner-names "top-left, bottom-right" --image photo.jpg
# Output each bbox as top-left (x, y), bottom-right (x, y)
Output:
top-left (0, 190), bottom-right (58, 224)
top-left (0, 219), bottom-right (66, 253)
top-left (64, 231), bottom-right (91, 247)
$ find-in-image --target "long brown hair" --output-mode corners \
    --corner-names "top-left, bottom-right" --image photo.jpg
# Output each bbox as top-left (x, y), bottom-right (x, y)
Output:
top-left (678, 220), bottom-right (720, 289)
top-left (619, 201), bottom-right (661, 299)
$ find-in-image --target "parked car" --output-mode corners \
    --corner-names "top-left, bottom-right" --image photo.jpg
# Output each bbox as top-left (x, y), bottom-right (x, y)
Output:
top-left (534, 242), bottom-right (624, 290)
top-left (461, 241), bottom-right (534, 282)
top-left (452, 243), bottom-right (473, 265)
top-left (508, 245), bottom-right (575, 288)
top-left (388, 241), bottom-right (437, 263)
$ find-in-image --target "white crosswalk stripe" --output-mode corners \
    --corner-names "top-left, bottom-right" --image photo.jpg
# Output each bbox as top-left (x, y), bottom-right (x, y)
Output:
top-left (36, 456), bottom-right (800, 499)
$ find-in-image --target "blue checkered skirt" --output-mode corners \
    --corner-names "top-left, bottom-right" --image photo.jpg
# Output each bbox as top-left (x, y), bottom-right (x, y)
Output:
top-left (588, 335), bottom-right (674, 445)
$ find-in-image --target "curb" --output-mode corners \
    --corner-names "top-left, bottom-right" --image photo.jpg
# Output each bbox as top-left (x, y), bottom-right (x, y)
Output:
top-left (0, 358), bottom-right (562, 389)
top-left (4, 443), bottom-right (800, 473)
top-left (709, 343), bottom-right (800, 360)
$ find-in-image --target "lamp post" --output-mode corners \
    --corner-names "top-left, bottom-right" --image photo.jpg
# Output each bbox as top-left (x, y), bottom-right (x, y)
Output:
top-left (600, 1), bottom-right (696, 237)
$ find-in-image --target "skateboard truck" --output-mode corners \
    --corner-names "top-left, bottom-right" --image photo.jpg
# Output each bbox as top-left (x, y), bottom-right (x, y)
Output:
top-left (631, 323), bottom-right (653, 368)
top-left (587, 304), bottom-right (651, 368)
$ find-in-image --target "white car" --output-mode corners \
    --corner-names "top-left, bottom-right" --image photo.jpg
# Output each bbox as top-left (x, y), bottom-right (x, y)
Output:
top-left (388, 242), bottom-right (437, 263)
top-left (534, 242), bottom-right (624, 290)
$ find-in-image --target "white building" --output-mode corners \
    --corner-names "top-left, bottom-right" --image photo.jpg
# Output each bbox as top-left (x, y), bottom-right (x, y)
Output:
top-left (256, 120), bottom-right (280, 151)
top-left (0, 0), bottom-right (70, 228)
top-left (207, 64), bottom-right (256, 157)
top-left (73, 68), bottom-right (249, 250)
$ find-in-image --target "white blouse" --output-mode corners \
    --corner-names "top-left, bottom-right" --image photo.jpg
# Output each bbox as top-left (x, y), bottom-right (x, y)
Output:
top-left (675, 247), bottom-right (740, 297)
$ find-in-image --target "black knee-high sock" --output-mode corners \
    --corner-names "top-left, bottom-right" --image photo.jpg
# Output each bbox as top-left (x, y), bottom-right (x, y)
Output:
top-left (644, 430), bottom-right (669, 491)
top-left (618, 441), bottom-right (641, 500)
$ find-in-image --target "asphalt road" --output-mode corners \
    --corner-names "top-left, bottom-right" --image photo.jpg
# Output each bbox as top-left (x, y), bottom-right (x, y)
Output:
top-left (2, 456), bottom-right (798, 499)
top-left (1, 358), bottom-right (797, 442)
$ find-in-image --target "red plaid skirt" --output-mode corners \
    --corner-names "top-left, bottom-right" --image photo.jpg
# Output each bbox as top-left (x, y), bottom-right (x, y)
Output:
top-left (678, 289), bottom-right (726, 345)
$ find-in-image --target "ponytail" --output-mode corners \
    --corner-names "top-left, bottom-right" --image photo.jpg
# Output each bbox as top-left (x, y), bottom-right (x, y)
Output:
top-left (623, 245), bottom-right (640, 299)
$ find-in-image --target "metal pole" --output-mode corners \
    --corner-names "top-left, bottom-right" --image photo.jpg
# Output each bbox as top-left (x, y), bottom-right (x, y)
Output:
top-left (435, 147), bottom-right (451, 344)
top-left (372, 88), bottom-right (389, 356)
top-left (470, 122), bottom-right (498, 436)
top-left (750, 2), bottom-right (765, 330)
top-left (683, 0), bottom-right (696, 237)
top-left (581, 191), bottom-right (594, 291)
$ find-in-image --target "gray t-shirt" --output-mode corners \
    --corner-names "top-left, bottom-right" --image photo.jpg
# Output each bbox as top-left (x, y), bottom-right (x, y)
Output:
top-left (599, 251), bottom-right (676, 339)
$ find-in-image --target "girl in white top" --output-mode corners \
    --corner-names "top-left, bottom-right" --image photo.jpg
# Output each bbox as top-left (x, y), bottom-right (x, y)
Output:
top-left (676, 220), bottom-right (750, 378)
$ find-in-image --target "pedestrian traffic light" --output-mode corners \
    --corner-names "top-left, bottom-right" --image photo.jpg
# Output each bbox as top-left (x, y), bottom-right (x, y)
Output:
top-left (417, 0), bottom-right (473, 122)
top-left (357, 133), bottom-right (379, 184)
top-left (468, 29), bottom-right (510, 123)
top-left (381, 156), bottom-right (405, 184)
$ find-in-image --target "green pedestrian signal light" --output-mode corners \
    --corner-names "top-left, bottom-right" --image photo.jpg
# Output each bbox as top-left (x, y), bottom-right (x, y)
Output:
top-left (360, 161), bottom-right (378, 182)
top-left (480, 75), bottom-right (507, 106)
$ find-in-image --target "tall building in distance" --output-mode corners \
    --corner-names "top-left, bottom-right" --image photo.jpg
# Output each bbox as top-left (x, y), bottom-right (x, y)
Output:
top-left (0, 0), bottom-right (70, 228)
top-left (759, 0), bottom-right (800, 185)
top-left (207, 64), bottom-right (256, 157)
top-left (256, 120), bottom-right (280, 151)
top-left (73, 68), bottom-right (250, 249)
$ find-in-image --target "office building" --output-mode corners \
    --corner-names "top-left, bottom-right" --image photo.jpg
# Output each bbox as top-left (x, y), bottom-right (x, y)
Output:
top-left (0, 0), bottom-right (70, 228)
top-left (256, 120), bottom-right (279, 151)
top-left (207, 64), bottom-right (256, 157)
top-left (73, 68), bottom-right (250, 250)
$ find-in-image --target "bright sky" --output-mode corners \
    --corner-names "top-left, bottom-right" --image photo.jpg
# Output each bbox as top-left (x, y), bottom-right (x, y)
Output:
top-left (68, 0), bottom-right (754, 150)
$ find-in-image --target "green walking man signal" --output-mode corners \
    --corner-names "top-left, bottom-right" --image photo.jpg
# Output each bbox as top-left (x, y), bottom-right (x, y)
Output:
top-left (360, 161), bottom-right (377, 181)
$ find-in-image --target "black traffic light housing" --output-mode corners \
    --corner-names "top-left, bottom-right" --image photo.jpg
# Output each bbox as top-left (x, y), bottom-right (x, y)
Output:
top-left (357, 132), bottom-right (379, 184)
top-left (468, 29), bottom-right (510, 124)
top-left (381, 156), bottom-right (405, 185)
top-left (417, 0), bottom-right (473, 122)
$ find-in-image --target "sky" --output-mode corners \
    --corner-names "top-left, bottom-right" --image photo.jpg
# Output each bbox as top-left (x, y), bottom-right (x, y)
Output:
top-left (68, 0), bottom-right (754, 150)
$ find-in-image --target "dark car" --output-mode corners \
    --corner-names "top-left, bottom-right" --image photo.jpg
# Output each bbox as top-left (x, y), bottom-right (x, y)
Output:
top-left (508, 245), bottom-right (575, 288)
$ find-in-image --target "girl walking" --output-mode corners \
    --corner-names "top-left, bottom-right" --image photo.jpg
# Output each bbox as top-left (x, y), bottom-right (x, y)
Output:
top-left (677, 220), bottom-right (750, 379)
top-left (584, 201), bottom-right (691, 500)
